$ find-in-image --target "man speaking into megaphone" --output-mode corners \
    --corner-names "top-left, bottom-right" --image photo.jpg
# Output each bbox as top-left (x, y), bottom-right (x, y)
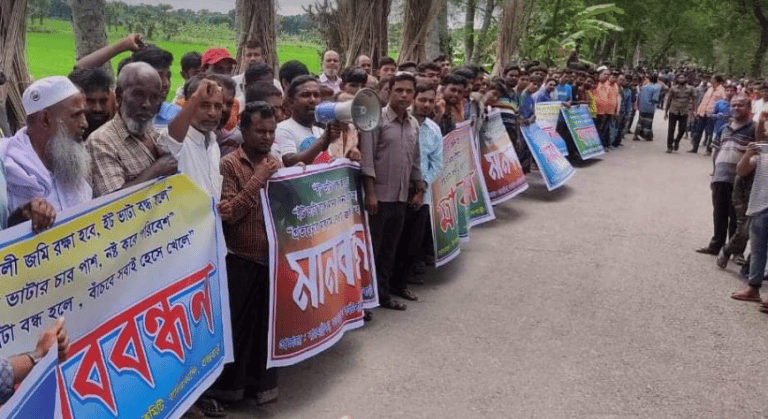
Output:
top-left (275, 75), bottom-right (346, 166)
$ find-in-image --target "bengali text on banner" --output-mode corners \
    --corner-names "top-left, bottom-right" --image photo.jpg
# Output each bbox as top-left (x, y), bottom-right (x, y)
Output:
top-left (561, 104), bottom-right (606, 159)
top-left (261, 160), bottom-right (377, 368)
top-left (430, 121), bottom-right (495, 267)
top-left (479, 110), bottom-right (529, 205)
top-left (534, 101), bottom-right (569, 156)
top-left (0, 174), bottom-right (233, 419)
top-left (521, 123), bottom-right (576, 191)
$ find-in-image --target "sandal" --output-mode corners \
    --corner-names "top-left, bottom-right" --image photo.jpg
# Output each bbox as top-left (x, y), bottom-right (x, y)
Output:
top-left (733, 254), bottom-right (747, 266)
top-left (196, 397), bottom-right (227, 418)
top-left (364, 310), bottom-right (373, 321)
top-left (716, 251), bottom-right (729, 269)
top-left (380, 299), bottom-right (407, 311)
top-left (393, 288), bottom-right (418, 301)
top-left (731, 289), bottom-right (762, 302)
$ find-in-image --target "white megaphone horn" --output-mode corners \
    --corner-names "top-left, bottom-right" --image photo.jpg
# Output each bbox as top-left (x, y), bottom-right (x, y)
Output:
top-left (314, 88), bottom-right (382, 132)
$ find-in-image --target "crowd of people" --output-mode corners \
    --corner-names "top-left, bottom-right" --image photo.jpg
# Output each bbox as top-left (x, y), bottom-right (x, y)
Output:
top-left (2, 29), bottom-right (768, 417)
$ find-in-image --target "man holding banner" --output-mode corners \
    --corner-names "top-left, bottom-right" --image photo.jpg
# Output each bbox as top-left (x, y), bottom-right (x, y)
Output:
top-left (361, 72), bottom-right (422, 310)
top-left (210, 102), bottom-right (281, 409)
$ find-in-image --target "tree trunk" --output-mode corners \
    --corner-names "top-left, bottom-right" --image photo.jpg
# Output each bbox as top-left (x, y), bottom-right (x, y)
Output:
top-left (235, 0), bottom-right (278, 73)
top-left (464, 0), bottom-right (477, 63)
top-left (424, 0), bottom-right (444, 60)
top-left (342, 0), bottom-right (392, 68)
top-left (752, 28), bottom-right (768, 77)
top-left (69, 0), bottom-right (109, 74)
top-left (398, 0), bottom-right (439, 63)
top-left (0, 0), bottom-right (31, 133)
top-left (492, 0), bottom-right (523, 75)
top-left (438, 0), bottom-right (450, 57)
top-left (470, 0), bottom-right (494, 64)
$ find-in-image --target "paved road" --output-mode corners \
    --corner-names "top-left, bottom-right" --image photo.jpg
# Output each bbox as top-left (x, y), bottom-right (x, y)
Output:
top-left (232, 111), bottom-right (768, 419)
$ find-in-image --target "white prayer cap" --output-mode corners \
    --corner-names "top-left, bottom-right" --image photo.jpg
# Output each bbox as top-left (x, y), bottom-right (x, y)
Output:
top-left (22, 76), bottom-right (81, 116)
top-left (596, 65), bottom-right (609, 72)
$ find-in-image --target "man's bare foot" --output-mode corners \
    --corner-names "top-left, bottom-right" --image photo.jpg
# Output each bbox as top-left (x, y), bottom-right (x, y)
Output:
top-left (732, 287), bottom-right (762, 302)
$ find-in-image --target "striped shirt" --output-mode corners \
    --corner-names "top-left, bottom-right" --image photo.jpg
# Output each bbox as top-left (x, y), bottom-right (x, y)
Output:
top-left (748, 153), bottom-right (768, 216)
top-left (219, 147), bottom-right (282, 264)
top-left (712, 121), bottom-right (755, 184)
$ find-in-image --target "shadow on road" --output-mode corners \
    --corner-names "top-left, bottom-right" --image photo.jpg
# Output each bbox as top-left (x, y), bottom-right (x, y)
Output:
top-left (477, 205), bottom-right (525, 226)
top-left (518, 181), bottom-right (574, 202)
top-left (570, 157), bottom-right (603, 168)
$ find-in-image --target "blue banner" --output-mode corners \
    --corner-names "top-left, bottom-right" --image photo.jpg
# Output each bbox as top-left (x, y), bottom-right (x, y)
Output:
top-left (521, 123), bottom-right (576, 190)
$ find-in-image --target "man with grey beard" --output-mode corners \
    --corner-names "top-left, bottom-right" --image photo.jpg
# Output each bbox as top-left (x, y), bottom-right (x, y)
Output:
top-left (319, 50), bottom-right (342, 93)
top-left (87, 62), bottom-right (177, 197)
top-left (1, 76), bottom-right (91, 230)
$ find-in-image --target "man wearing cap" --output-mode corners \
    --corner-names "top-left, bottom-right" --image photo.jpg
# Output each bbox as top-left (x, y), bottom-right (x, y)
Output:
top-left (1, 76), bottom-right (92, 225)
top-left (201, 48), bottom-right (242, 132)
top-left (202, 47), bottom-right (237, 77)
top-left (319, 51), bottom-right (342, 94)
top-left (87, 63), bottom-right (178, 198)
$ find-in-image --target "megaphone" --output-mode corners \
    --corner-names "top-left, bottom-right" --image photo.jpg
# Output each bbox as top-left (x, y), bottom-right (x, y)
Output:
top-left (314, 88), bottom-right (381, 132)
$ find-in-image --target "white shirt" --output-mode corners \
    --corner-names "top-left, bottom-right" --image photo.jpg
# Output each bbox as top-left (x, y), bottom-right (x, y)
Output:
top-left (319, 73), bottom-right (341, 94)
top-left (233, 74), bottom-right (283, 114)
top-left (159, 127), bottom-right (223, 199)
top-left (749, 153), bottom-right (768, 216)
top-left (1, 128), bottom-right (92, 213)
top-left (755, 99), bottom-right (768, 123)
top-left (275, 118), bottom-right (325, 156)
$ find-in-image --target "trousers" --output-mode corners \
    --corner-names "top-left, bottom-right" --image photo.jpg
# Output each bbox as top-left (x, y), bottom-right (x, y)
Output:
top-left (666, 113), bottom-right (687, 150)
top-left (368, 201), bottom-right (408, 304)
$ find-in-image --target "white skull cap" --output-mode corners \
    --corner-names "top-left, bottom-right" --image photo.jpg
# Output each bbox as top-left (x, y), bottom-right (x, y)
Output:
top-left (22, 76), bottom-right (81, 116)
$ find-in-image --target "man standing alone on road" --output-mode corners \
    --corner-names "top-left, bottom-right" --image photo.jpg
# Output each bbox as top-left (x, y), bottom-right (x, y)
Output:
top-left (665, 73), bottom-right (696, 152)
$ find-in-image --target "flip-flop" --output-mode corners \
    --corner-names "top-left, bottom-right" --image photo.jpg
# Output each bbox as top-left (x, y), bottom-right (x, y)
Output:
top-left (731, 292), bottom-right (762, 302)
top-left (394, 288), bottom-right (419, 301)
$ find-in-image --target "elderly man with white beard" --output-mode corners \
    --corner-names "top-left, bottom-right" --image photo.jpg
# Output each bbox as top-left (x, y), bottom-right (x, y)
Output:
top-left (87, 62), bottom-right (177, 197)
top-left (319, 50), bottom-right (342, 94)
top-left (1, 76), bottom-right (91, 231)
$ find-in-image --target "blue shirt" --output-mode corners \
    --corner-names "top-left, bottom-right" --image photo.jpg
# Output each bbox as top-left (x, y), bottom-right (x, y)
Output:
top-left (420, 119), bottom-right (444, 203)
top-left (555, 84), bottom-right (573, 102)
top-left (520, 92), bottom-right (536, 119)
top-left (638, 83), bottom-right (661, 114)
top-left (713, 99), bottom-right (731, 137)
top-left (621, 87), bottom-right (636, 116)
top-left (153, 102), bottom-right (182, 128)
top-left (535, 89), bottom-right (555, 103)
